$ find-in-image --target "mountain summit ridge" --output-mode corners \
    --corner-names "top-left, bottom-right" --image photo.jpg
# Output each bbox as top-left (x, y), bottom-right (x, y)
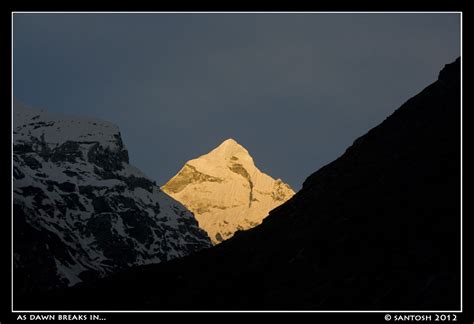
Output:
top-left (162, 138), bottom-right (295, 244)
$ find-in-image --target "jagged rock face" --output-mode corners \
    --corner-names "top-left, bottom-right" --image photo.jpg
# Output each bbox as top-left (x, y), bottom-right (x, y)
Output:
top-left (13, 101), bottom-right (211, 293)
top-left (162, 139), bottom-right (295, 244)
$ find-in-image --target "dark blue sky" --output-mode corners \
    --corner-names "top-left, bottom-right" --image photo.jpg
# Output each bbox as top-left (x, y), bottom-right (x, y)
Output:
top-left (13, 13), bottom-right (460, 189)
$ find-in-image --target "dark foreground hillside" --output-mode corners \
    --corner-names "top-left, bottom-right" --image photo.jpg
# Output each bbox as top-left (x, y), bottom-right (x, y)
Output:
top-left (16, 58), bottom-right (461, 310)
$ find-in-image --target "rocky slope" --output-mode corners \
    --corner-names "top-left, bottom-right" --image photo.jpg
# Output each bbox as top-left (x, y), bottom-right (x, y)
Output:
top-left (13, 101), bottom-right (211, 294)
top-left (162, 139), bottom-right (295, 244)
top-left (16, 58), bottom-right (461, 310)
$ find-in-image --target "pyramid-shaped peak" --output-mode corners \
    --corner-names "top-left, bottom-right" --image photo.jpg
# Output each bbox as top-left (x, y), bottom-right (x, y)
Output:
top-left (222, 138), bottom-right (238, 145)
top-left (162, 137), bottom-right (295, 245)
top-left (210, 138), bottom-right (251, 159)
top-left (219, 138), bottom-right (244, 149)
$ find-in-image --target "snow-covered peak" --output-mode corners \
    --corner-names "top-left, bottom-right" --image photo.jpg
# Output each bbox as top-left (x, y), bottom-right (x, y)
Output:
top-left (162, 139), bottom-right (295, 244)
top-left (219, 138), bottom-right (244, 150)
top-left (193, 138), bottom-right (254, 171)
top-left (215, 138), bottom-right (249, 156)
top-left (13, 100), bottom-right (122, 152)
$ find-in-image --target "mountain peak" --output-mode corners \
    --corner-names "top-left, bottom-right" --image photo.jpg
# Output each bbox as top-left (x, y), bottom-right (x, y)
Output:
top-left (218, 138), bottom-right (245, 151)
top-left (221, 138), bottom-right (239, 146)
top-left (162, 138), bottom-right (295, 244)
top-left (205, 138), bottom-right (252, 161)
top-left (14, 100), bottom-right (123, 152)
